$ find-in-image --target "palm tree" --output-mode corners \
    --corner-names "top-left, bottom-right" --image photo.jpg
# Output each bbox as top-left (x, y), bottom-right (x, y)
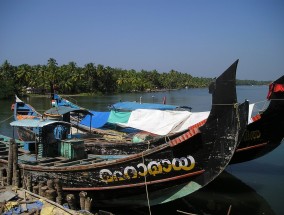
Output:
top-left (83, 63), bottom-right (97, 92)
top-left (16, 64), bottom-right (32, 87)
top-left (47, 58), bottom-right (58, 86)
top-left (0, 60), bottom-right (15, 98)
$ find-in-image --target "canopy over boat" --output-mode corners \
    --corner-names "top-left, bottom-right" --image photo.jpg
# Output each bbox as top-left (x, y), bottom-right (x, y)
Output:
top-left (10, 119), bottom-right (71, 128)
top-left (110, 101), bottom-right (185, 111)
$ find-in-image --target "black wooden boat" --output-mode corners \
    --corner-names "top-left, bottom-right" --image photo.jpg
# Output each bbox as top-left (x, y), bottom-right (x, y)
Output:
top-left (0, 60), bottom-right (246, 207)
top-left (230, 75), bottom-right (284, 164)
top-left (84, 75), bottom-right (284, 165)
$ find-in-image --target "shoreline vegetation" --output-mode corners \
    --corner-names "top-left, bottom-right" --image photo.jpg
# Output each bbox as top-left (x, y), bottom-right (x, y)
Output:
top-left (1, 58), bottom-right (270, 99)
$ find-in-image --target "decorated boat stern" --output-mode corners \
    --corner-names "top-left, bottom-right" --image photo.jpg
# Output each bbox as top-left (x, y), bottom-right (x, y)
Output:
top-left (231, 75), bottom-right (284, 164)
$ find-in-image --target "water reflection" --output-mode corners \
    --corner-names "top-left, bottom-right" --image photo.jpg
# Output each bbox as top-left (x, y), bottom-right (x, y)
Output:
top-left (109, 171), bottom-right (275, 215)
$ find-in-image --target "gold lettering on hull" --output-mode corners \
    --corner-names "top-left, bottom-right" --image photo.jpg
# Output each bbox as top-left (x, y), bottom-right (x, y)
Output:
top-left (242, 130), bottom-right (261, 142)
top-left (99, 155), bottom-right (195, 183)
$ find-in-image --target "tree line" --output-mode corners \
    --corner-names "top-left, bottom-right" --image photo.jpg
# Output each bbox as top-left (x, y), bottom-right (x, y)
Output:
top-left (0, 58), bottom-right (270, 99)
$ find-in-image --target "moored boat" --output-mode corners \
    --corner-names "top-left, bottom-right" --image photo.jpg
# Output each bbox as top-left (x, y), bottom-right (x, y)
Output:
top-left (12, 95), bottom-right (42, 121)
top-left (0, 60), bottom-right (246, 207)
top-left (230, 75), bottom-right (284, 164)
top-left (13, 66), bottom-right (284, 166)
top-left (11, 95), bottom-right (42, 141)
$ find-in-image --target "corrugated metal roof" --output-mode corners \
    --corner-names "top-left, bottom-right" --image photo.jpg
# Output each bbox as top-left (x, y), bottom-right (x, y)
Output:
top-left (10, 119), bottom-right (71, 128)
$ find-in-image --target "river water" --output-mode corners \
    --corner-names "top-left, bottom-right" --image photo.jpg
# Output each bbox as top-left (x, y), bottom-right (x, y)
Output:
top-left (0, 86), bottom-right (283, 215)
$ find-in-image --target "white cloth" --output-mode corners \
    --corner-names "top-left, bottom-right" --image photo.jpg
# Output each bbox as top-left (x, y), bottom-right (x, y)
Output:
top-left (118, 109), bottom-right (209, 135)
top-left (248, 103), bottom-right (255, 124)
top-left (171, 111), bottom-right (210, 133)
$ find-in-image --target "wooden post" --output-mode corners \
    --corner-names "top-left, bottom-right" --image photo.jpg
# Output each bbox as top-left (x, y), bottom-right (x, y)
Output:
top-left (84, 197), bottom-right (92, 212)
top-left (14, 170), bottom-right (20, 188)
top-left (26, 174), bottom-right (32, 192)
top-left (12, 139), bottom-right (19, 187)
top-left (7, 139), bottom-right (14, 185)
top-left (38, 181), bottom-right (45, 196)
top-left (40, 186), bottom-right (48, 197)
top-left (79, 191), bottom-right (87, 210)
top-left (45, 189), bottom-right (56, 202)
top-left (66, 194), bottom-right (76, 210)
top-left (45, 179), bottom-right (56, 202)
top-left (0, 168), bottom-right (4, 186)
top-left (54, 178), bottom-right (63, 205)
top-left (33, 186), bottom-right (39, 195)
top-left (47, 179), bottom-right (54, 190)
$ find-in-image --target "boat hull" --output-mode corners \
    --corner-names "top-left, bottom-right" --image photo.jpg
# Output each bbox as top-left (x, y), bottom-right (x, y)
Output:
top-left (230, 75), bottom-right (284, 164)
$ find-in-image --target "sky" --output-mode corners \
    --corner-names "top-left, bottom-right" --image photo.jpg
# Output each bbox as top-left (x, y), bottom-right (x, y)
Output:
top-left (0, 0), bottom-right (283, 81)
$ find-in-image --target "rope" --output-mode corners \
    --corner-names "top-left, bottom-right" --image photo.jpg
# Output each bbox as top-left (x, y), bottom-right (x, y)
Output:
top-left (142, 150), bottom-right (151, 215)
top-left (146, 140), bottom-right (151, 147)
top-left (252, 100), bottom-right (269, 112)
top-left (251, 98), bottom-right (284, 112)
top-left (0, 115), bottom-right (13, 124)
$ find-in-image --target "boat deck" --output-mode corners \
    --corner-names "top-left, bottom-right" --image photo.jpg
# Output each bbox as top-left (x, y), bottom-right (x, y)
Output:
top-left (0, 136), bottom-right (129, 168)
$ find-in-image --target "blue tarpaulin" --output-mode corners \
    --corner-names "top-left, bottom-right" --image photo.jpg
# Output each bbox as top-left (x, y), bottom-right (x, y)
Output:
top-left (3, 200), bottom-right (43, 215)
top-left (80, 111), bottom-right (110, 128)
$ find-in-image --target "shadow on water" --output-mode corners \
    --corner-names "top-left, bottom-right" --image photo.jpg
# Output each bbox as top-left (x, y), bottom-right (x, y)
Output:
top-left (102, 171), bottom-right (275, 215)
top-left (229, 161), bottom-right (284, 177)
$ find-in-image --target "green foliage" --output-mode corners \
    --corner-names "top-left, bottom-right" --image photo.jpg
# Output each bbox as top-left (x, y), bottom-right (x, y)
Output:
top-left (236, 79), bottom-right (271, 85)
top-left (0, 60), bottom-right (16, 99)
top-left (0, 58), bottom-right (271, 97)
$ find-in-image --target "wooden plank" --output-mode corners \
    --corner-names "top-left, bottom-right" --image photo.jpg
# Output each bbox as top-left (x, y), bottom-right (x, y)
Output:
top-left (54, 156), bottom-right (105, 167)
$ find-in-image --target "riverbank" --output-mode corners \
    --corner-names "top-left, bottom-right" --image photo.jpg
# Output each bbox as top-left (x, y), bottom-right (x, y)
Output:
top-left (0, 186), bottom-right (114, 215)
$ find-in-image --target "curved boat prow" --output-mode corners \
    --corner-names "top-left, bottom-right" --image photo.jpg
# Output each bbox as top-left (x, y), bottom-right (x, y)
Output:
top-left (266, 75), bottom-right (284, 112)
top-left (15, 95), bottom-right (24, 103)
top-left (199, 59), bottom-right (243, 170)
top-left (230, 75), bottom-right (284, 164)
top-left (207, 59), bottom-right (238, 119)
top-left (261, 75), bottom-right (284, 142)
top-left (201, 60), bottom-right (239, 134)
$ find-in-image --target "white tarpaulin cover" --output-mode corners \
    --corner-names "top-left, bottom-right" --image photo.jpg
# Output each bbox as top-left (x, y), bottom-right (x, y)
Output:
top-left (248, 103), bottom-right (255, 124)
top-left (170, 111), bottom-right (210, 133)
top-left (118, 109), bottom-right (210, 135)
